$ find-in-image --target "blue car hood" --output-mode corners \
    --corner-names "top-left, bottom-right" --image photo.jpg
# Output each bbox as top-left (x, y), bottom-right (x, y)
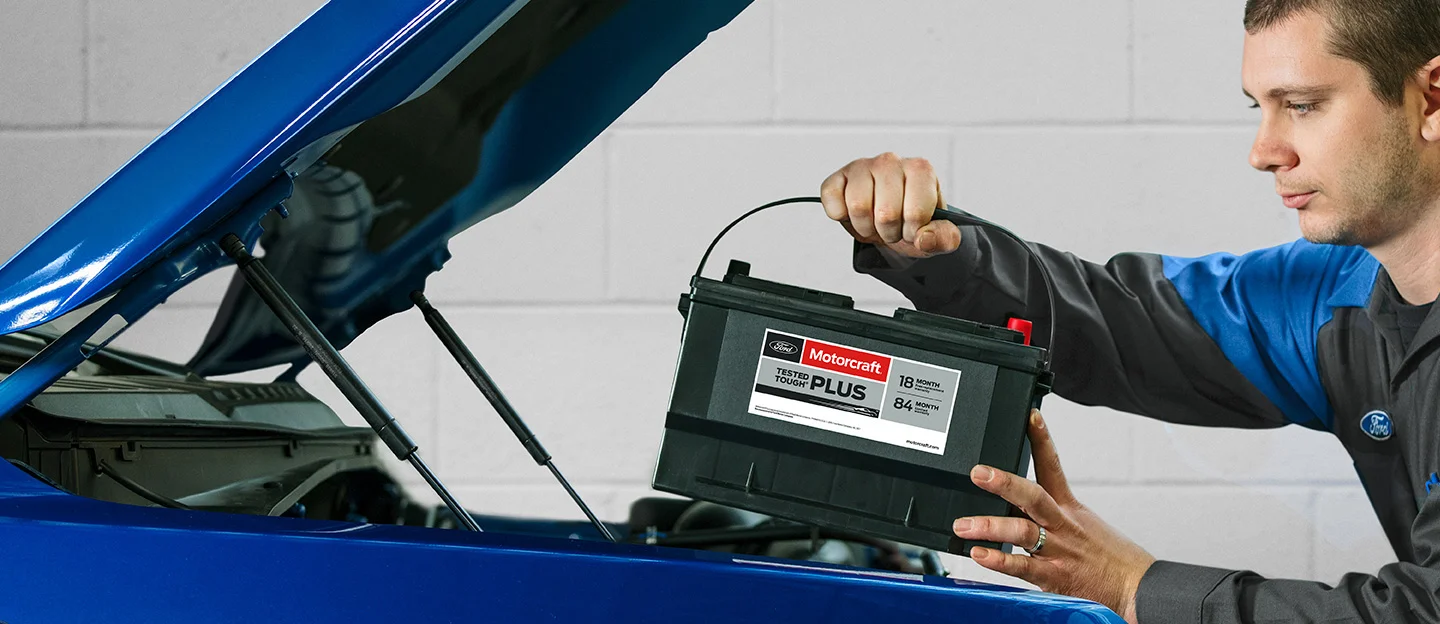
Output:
top-left (0, 0), bottom-right (749, 406)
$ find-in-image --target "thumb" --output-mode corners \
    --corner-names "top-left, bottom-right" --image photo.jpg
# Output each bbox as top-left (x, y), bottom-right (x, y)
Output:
top-left (914, 220), bottom-right (962, 256)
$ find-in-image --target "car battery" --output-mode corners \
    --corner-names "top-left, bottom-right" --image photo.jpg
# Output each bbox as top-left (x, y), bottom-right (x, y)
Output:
top-left (652, 259), bottom-right (1051, 555)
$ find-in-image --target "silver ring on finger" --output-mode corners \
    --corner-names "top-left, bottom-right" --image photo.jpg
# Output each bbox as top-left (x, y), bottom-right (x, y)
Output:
top-left (1024, 525), bottom-right (1047, 555)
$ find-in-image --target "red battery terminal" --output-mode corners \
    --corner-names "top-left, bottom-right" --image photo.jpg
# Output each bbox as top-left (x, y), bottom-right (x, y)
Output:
top-left (1006, 317), bottom-right (1033, 346)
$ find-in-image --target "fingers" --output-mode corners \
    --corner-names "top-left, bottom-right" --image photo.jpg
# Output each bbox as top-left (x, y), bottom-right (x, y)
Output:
top-left (819, 170), bottom-right (849, 222)
top-left (843, 160), bottom-right (877, 240)
top-left (1028, 409), bottom-right (1075, 506)
top-left (913, 220), bottom-right (962, 255)
top-left (953, 516), bottom-right (1043, 552)
top-left (970, 546), bottom-right (1044, 584)
top-left (872, 154), bottom-right (905, 244)
top-left (971, 463), bottom-right (1066, 529)
top-left (821, 153), bottom-right (949, 252)
top-left (901, 158), bottom-right (940, 243)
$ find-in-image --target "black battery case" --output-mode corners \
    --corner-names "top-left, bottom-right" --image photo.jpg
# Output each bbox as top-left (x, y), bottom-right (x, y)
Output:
top-left (652, 261), bottom-right (1051, 555)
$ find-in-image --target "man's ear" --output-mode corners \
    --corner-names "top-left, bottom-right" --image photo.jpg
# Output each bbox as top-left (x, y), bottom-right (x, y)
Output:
top-left (1419, 55), bottom-right (1440, 142)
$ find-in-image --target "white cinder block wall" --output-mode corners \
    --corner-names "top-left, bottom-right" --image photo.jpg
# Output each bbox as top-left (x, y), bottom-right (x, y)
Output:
top-left (0, 0), bottom-right (1396, 588)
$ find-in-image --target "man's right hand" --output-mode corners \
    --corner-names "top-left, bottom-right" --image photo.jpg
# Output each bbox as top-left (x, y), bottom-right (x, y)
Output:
top-left (820, 152), bottom-right (962, 259)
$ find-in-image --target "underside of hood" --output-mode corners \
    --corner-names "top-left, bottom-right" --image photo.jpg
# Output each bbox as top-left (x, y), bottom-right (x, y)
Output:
top-left (187, 0), bottom-right (750, 376)
top-left (0, 0), bottom-right (750, 414)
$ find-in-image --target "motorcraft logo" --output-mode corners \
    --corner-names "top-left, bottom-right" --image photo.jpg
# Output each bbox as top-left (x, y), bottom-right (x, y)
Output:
top-left (768, 340), bottom-right (798, 355)
top-left (800, 340), bottom-right (890, 383)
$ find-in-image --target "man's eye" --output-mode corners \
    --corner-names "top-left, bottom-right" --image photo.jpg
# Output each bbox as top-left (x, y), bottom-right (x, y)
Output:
top-left (1248, 102), bottom-right (1260, 109)
top-left (1288, 102), bottom-right (1317, 115)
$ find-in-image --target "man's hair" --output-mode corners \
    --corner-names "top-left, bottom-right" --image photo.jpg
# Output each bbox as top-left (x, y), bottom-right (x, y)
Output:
top-left (1244, 0), bottom-right (1440, 106)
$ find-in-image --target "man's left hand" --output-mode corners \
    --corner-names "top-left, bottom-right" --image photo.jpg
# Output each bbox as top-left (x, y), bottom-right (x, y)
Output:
top-left (952, 410), bottom-right (1156, 623)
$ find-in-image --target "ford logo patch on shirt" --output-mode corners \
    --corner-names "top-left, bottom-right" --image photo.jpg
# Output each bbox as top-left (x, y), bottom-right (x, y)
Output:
top-left (1361, 410), bottom-right (1393, 441)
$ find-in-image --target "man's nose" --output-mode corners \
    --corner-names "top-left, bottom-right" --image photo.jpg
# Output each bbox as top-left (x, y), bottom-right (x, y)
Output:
top-left (1249, 123), bottom-right (1298, 172)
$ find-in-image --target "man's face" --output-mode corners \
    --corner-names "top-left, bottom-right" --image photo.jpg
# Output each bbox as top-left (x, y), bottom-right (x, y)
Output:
top-left (1242, 10), bottom-right (1433, 246)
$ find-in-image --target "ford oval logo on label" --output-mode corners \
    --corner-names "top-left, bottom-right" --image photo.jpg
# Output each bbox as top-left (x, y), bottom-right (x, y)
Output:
top-left (769, 340), bottom-right (798, 355)
top-left (1361, 410), bottom-right (1394, 441)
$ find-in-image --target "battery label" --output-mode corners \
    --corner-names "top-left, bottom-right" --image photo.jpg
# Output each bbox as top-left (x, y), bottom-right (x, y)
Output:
top-left (748, 330), bottom-right (961, 455)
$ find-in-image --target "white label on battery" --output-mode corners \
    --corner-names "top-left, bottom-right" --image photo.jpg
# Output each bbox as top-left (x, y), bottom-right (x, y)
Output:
top-left (748, 330), bottom-right (961, 455)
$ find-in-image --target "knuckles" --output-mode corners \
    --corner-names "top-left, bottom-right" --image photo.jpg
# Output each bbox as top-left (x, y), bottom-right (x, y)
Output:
top-left (826, 154), bottom-right (941, 233)
top-left (874, 201), bottom-right (903, 222)
top-left (971, 517), bottom-right (992, 534)
top-left (987, 469), bottom-right (1012, 489)
top-left (901, 157), bottom-right (935, 180)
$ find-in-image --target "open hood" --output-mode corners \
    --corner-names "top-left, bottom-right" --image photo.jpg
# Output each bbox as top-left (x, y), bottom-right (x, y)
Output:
top-left (0, 0), bottom-right (750, 414)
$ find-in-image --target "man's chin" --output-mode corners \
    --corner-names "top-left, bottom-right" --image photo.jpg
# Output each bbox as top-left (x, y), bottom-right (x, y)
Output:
top-left (1296, 212), bottom-right (1360, 246)
top-left (1299, 225), bottom-right (1361, 247)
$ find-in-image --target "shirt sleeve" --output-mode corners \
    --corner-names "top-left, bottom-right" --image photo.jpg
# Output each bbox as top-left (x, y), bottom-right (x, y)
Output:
top-left (854, 228), bottom-right (1374, 430)
top-left (1136, 491), bottom-right (1440, 623)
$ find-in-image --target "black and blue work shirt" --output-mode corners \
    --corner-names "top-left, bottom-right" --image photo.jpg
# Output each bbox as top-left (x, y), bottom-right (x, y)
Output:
top-left (857, 231), bottom-right (1440, 624)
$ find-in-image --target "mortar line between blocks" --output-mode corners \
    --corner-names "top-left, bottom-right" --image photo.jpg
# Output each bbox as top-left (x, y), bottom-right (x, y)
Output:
top-left (1072, 479), bottom-right (1360, 488)
top-left (1120, 413), bottom-right (1137, 482)
top-left (147, 301), bottom-right (680, 314)
top-left (428, 326), bottom-right (444, 472)
top-left (600, 134), bottom-right (612, 300)
top-left (947, 131), bottom-right (957, 203)
top-left (1307, 487), bottom-right (1319, 580)
top-left (604, 135), bottom-right (620, 300)
top-left (1127, 0), bottom-right (1137, 121)
top-left (0, 126), bottom-right (163, 137)
top-left (81, 0), bottom-right (91, 125)
top-left (770, 0), bottom-right (781, 122)
top-left (608, 121), bottom-right (1258, 133)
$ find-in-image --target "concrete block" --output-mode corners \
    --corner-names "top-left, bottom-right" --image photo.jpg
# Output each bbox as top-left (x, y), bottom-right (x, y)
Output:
top-left (0, 130), bottom-right (153, 263)
top-left (298, 313), bottom-right (441, 445)
top-left (609, 129), bottom-right (949, 304)
top-left (451, 484), bottom-right (600, 521)
top-left (1079, 484), bottom-right (1315, 579)
top-left (108, 306), bottom-right (217, 364)
top-left (164, 265), bottom-right (239, 306)
top-left (776, 0), bottom-right (1130, 122)
top-left (1134, 0), bottom-right (1253, 122)
top-left (0, 0), bottom-right (84, 125)
top-left (951, 128), bottom-right (1297, 261)
top-left (1037, 399), bottom-right (1137, 484)
top-left (1131, 419), bottom-right (1359, 484)
top-left (89, 0), bottom-right (326, 125)
top-left (601, 484), bottom-right (687, 525)
top-left (1313, 486), bottom-right (1400, 583)
top-left (426, 141), bottom-right (607, 303)
top-left (434, 307), bottom-right (681, 485)
top-left (617, 0), bottom-right (772, 125)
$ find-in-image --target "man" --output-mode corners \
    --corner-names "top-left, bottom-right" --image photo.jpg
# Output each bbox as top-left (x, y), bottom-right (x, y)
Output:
top-left (819, 1), bottom-right (1440, 622)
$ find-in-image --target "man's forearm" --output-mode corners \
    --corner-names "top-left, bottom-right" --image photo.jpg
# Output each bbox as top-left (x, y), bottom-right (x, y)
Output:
top-left (855, 229), bottom-right (1290, 430)
top-left (1137, 559), bottom-right (1440, 624)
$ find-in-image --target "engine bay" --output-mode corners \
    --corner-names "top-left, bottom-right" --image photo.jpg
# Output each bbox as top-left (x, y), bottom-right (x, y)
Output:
top-left (0, 330), bottom-right (943, 575)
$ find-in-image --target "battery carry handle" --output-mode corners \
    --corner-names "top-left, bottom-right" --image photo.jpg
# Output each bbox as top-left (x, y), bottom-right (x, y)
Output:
top-left (692, 196), bottom-right (1058, 366)
top-left (930, 205), bottom-right (973, 224)
top-left (928, 204), bottom-right (1057, 364)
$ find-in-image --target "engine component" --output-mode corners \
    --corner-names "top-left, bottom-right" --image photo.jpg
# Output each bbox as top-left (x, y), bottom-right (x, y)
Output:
top-left (652, 199), bottom-right (1054, 556)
